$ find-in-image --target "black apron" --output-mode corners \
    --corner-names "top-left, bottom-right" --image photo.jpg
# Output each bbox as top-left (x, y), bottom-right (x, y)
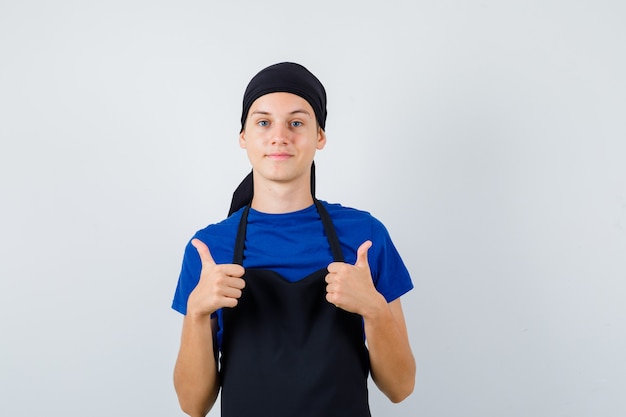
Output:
top-left (220, 199), bottom-right (371, 417)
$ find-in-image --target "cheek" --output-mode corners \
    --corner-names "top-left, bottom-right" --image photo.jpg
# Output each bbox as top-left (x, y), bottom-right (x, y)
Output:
top-left (240, 130), bottom-right (263, 149)
top-left (242, 138), bottom-right (265, 158)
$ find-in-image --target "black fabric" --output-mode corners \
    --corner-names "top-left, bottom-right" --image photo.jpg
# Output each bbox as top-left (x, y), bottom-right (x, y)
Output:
top-left (313, 198), bottom-right (342, 262)
top-left (228, 171), bottom-right (253, 217)
top-left (240, 62), bottom-right (327, 132)
top-left (220, 200), bottom-right (371, 417)
top-left (228, 162), bottom-right (316, 217)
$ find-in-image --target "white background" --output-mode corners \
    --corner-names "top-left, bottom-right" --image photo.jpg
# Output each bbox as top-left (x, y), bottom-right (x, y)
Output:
top-left (1, 1), bottom-right (625, 416)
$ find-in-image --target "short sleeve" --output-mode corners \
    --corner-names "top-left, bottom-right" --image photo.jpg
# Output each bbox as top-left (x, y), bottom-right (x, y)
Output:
top-left (171, 239), bottom-right (202, 315)
top-left (369, 217), bottom-right (414, 302)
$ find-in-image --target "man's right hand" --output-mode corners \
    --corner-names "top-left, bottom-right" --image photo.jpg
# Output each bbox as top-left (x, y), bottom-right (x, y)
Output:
top-left (186, 238), bottom-right (246, 317)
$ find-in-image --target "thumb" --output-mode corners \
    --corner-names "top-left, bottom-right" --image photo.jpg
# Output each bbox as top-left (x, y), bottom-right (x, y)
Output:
top-left (191, 238), bottom-right (216, 266)
top-left (355, 240), bottom-right (372, 268)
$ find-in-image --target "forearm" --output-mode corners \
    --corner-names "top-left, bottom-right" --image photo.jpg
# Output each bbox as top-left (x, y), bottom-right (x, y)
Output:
top-left (174, 314), bottom-right (220, 417)
top-left (363, 298), bottom-right (415, 403)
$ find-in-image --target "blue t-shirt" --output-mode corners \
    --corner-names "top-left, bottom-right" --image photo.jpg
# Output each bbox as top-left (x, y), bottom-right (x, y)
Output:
top-left (172, 201), bottom-right (413, 345)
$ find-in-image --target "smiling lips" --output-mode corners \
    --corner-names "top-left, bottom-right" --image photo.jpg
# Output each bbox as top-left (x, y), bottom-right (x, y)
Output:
top-left (267, 152), bottom-right (293, 161)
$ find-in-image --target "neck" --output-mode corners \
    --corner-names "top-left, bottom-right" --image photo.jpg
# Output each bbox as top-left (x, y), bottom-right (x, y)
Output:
top-left (250, 176), bottom-right (314, 214)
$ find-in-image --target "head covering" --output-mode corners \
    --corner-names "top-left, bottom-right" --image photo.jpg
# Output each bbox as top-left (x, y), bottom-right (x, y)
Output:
top-left (240, 62), bottom-right (327, 132)
top-left (229, 62), bottom-right (326, 216)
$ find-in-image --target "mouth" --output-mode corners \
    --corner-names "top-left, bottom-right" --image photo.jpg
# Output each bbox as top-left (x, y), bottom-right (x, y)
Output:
top-left (266, 152), bottom-right (293, 161)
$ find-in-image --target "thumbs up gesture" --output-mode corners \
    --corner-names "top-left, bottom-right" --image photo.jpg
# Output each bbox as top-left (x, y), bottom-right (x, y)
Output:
top-left (325, 240), bottom-right (386, 316)
top-left (186, 238), bottom-right (246, 317)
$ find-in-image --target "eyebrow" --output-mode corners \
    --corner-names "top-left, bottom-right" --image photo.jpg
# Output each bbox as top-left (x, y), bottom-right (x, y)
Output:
top-left (250, 109), bottom-right (312, 117)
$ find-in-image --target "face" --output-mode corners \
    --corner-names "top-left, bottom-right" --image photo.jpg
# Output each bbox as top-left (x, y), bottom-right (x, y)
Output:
top-left (239, 92), bottom-right (326, 188)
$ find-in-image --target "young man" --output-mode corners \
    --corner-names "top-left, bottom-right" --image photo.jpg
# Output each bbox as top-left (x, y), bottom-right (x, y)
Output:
top-left (172, 62), bottom-right (415, 417)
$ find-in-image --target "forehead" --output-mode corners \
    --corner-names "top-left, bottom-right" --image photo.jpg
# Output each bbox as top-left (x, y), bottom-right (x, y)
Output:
top-left (249, 92), bottom-right (314, 114)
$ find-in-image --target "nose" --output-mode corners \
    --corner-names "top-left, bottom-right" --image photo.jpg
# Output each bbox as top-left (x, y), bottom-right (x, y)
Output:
top-left (271, 123), bottom-right (290, 145)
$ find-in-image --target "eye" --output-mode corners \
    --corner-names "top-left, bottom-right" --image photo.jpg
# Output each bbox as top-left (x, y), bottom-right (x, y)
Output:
top-left (290, 121), bottom-right (303, 127)
top-left (257, 120), bottom-right (269, 127)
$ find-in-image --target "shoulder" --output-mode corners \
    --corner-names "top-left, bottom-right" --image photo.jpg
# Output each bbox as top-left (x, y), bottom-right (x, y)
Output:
top-left (320, 200), bottom-right (389, 236)
top-left (195, 209), bottom-right (242, 239)
top-left (319, 200), bottom-right (392, 259)
top-left (188, 209), bottom-right (243, 265)
top-left (321, 200), bottom-right (373, 223)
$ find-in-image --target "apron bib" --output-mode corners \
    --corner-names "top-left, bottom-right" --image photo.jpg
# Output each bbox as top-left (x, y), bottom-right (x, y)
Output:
top-left (220, 199), bottom-right (371, 417)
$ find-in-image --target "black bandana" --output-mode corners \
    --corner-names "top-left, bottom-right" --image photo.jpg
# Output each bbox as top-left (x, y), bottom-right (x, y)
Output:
top-left (240, 62), bottom-right (327, 132)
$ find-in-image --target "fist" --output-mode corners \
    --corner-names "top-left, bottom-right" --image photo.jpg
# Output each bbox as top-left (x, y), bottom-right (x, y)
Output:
top-left (325, 240), bottom-right (384, 316)
top-left (186, 238), bottom-right (246, 317)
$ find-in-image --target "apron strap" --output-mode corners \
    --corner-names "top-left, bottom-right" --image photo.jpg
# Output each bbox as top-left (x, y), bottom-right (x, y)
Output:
top-left (233, 205), bottom-right (251, 265)
top-left (314, 199), bottom-right (344, 263)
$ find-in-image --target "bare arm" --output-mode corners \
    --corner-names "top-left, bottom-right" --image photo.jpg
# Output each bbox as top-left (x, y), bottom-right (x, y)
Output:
top-left (363, 298), bottom-right (415, 402)
top-left (326, 241), bottom-right (415, 402)
top-left (173, 239), bottom-right (246, 416)
top-left (174, 315), bottom-right (220, 417)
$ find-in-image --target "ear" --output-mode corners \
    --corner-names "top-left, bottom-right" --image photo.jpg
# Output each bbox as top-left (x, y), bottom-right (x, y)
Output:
top-left (239, 130), bottom-right (247, 149)
top-left (316, 128), bottom-right (327, 150)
